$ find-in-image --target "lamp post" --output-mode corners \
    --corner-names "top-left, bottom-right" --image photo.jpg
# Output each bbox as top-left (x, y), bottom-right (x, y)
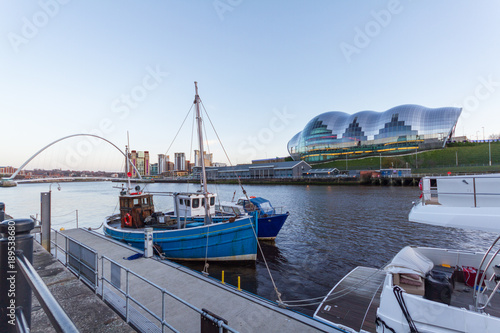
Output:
top-left (482, 127), bottom-right (485, 141)
top-left (489, 141), bottom-right (492, 166)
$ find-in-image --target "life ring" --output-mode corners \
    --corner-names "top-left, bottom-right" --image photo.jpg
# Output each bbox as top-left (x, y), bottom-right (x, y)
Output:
top-left (123, 213), bottom-right (133, 227)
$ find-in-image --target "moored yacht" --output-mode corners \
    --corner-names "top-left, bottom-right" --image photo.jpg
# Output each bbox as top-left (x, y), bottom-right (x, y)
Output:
top-left (315, 173), bottom-right (500, 332)
top-left (409, 173), bottom-right (500, 232)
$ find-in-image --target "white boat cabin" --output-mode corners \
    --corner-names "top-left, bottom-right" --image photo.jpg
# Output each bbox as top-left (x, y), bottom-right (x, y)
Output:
top-left (218, 201), bottom-right (247, 216)
top-left (175, 193), bottom-right (216, 217)
top-left (421, 174), bottom-right (500, 208)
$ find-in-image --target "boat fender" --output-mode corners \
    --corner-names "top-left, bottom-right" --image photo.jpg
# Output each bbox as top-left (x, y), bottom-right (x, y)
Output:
top-left (418, 179), bottom-right (423, 191)
top-left (250, 196), bottom-right (256, 198)
top-left (123, 213), bottom-right (133, 227)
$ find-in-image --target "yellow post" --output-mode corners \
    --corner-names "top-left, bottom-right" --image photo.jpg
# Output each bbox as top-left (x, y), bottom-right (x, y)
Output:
top-left (238, 276), bottom-right (241, 291)
top-left (221, 271), bottom-right (225, 284)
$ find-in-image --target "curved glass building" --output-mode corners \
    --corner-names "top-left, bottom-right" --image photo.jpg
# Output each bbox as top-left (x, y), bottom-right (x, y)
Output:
top-left (288, 105), bottom-right (462, 163)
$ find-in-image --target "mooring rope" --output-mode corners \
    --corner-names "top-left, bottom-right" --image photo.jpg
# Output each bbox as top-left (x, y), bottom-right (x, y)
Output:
top-left (200, 100), bottom-right (284, 304)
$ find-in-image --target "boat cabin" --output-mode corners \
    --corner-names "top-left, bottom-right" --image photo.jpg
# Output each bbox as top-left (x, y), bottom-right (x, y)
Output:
top-left (175, 193), bottom-right (216, 217)
top-left (120, 192), bottom-right (155, 228)
top-left (219, 201), bottom-right (247, 216)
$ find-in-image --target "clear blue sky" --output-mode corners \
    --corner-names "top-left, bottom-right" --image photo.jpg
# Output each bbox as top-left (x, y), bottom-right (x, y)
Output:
top-left (1, 1), bottom-right (499, 171)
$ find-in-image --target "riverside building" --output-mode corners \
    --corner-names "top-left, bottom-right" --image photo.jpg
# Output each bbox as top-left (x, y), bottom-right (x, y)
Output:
top-left (287, 105), bottom-right (462, 163)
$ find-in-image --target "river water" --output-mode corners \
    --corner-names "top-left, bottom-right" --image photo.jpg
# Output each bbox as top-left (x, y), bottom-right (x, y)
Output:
top-left (1, 181), bottom-right (497, 316)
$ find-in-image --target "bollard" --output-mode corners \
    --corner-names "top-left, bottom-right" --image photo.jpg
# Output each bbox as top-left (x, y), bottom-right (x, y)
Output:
top-left (221, 271), bottom-right (225, 284)
top-left (238, 276), bottom-right (241, 291)
top-left (0, 203), bottom-right (5, 222)
top-left (144, 228), bottom-right (153, 258)
top-left (40, 192), bottom-right (51, 252)
top-left (0, 218), bottom-right (35, 332)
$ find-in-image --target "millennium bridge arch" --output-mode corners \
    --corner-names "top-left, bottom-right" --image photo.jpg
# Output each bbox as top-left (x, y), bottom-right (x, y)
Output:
top-left (2, 134), bottom-right (141, 184)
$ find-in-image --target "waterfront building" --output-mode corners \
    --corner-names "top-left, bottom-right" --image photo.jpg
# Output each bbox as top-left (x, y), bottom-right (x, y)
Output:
top-left (0, 166), bottom-right (25, 177)
top-left (193, 161), bottom-right (311, 180)
top-left (174, 152), bottom-right (186, 171)
top-left (194, 150), bottom-right (213, 167)
top-left (158, 154), bottom-right (168, 174)
top-left (130, 150), bottom-right (150, 176)
top-left (150, 163), bottom-right (158, 176)
top-left (288, 105), bottom-right (462, 163)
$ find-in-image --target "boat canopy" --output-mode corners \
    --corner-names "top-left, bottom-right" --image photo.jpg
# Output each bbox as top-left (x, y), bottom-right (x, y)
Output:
top-left (249, 197), bottom-right (276, 215)
top-left (384, 246), bottom-right (434, 277)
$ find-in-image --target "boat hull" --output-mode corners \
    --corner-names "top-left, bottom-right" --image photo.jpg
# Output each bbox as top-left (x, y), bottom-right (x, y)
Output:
top-left (104, 216), bottom-right (257, 261)
top-left (257, 213), bottom-right (289, 240)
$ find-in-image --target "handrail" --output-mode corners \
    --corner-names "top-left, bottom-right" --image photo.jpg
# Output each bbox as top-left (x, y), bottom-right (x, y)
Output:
top-left (16, 251), bottom-right (79, 332)
top-left (50, 229), bottom-right (98, 290)
top-left (101, 255), bottom-right (239, 333)
top-left (473, 235), bottom-right (500, 311)
top-left (15, 307), bottom-right (30, 333)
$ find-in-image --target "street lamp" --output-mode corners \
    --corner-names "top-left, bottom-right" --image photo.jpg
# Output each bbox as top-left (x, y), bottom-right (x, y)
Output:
top-left (489, 141), bottom-right (492, 166)
top-left (482, 127), bottom-right (485, 141)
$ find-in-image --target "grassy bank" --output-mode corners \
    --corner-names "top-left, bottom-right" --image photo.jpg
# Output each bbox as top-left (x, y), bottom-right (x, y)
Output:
top-left (312, 141), bottom-right (500, 174)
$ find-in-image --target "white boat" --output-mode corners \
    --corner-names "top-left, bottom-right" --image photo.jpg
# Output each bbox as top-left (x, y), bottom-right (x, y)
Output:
top-left (315, 173), bottom-right (500, 332)
top-left (409, 173), bottom-right (500, 233)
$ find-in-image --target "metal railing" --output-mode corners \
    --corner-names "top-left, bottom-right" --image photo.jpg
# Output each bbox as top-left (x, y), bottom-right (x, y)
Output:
top-left (0, 218), bottom-right (78, 333)
top-left (50, 229), bottom-right (98, 291)
top-left (100, 255), bottom-right (239, 333)
top-left (16, 251), bottom-right (78, 332)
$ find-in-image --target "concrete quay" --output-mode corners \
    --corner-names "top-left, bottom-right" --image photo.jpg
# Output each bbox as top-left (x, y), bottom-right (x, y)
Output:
top-left (30, 241), bottom-right (134, 333)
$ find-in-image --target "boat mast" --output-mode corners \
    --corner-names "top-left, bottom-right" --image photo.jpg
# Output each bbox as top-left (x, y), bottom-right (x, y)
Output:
top-left (194, 81), bottom-right (211, 223)
top-left (126, 132), bottom-right (132, 193)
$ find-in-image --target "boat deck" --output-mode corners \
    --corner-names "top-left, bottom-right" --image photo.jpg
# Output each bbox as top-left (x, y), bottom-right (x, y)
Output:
top-left (451, 281), bottom-right (500, 317)
top-left (59, 228), bottom-right (334, 333)
top-left (314, 266), bottom-right (386, 333)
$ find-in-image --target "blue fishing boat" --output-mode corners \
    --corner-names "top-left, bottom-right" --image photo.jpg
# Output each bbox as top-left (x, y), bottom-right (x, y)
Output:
top-left (103, 82), bottom-right (258, 261)
top-left (103, 192), bottom-right (257, 261)
top-left (219, 197), bottom-right (288, 240)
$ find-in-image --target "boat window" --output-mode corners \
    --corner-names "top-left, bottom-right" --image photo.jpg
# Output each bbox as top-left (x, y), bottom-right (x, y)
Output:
top-left (185, 199), bottom-right (190, 207)
top-left (192, 199), bottom-right (199, 208)
top-left (179, 198), bottom-right (184, 205)
top-left (202, 199), bottom-right (206, 207)
top-left (210, 197), bottom-right (215, 206)
top-left (430, 179), bottom-right (437, 188)
top-left (143, 198), bottom-right (149, 205)
top-left (133, 198), bottom-right (140, 206)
